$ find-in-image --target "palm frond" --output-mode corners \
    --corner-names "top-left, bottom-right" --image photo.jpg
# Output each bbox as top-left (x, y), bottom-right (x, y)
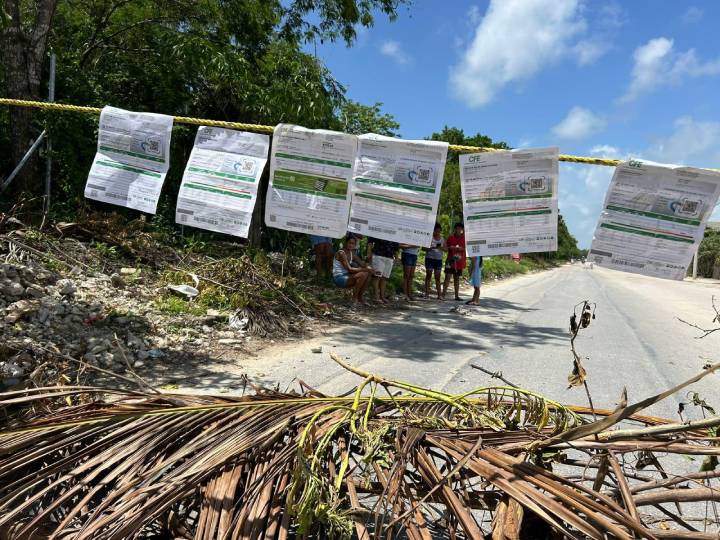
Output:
top-left (1, 362), bottom-right (719, 539)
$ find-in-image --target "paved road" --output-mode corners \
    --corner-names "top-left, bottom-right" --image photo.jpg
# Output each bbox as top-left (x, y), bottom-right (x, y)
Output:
top-left (208, 265), bottom-right (720, 419)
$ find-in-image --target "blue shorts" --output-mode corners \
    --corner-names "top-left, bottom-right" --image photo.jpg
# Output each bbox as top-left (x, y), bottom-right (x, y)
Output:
top-left (334, 273), bottom-right (350, 287)
top-left (425, 257), bottom-right (442, 271)
top-left (309, 235), bottom-right (332, 247)
top-left (401, 252), bottom-right (418, 267)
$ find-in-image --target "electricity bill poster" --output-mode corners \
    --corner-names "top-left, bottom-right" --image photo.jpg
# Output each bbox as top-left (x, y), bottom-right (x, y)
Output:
top-left (84, 106), bottom-right (173, 214)
top-left (459, 147), bottom-right (559, 256)
top-left (265, 124), bottom-right (357, 238)
top-left (348, 135), bottom-right (449, 246)
top-left (176, 127), bottom-right (270, 238)
top-left (588, 159), bottom-right (720, 280)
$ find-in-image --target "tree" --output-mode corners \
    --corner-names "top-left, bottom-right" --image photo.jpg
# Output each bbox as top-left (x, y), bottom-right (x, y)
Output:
top-left (553, 213), bottom-right (582, 260)
top-left (0, 0), bottom-right (58, 194)
top-left (336, 100), bottom-right (400, 136)
top-left (0, 0), bottom-right (408, 200)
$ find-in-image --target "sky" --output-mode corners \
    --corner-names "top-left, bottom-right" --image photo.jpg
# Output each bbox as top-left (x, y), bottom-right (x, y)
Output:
top-left (308, 0), bottom-right (720, 247)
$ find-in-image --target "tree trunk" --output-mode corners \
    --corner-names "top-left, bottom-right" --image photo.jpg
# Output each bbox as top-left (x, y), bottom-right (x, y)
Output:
top-left (1, 0), bottom-right (58, 196)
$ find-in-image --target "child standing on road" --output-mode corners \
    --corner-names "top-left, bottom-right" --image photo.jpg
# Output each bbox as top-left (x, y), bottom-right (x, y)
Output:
top-left (367, 237), bottom-right (398, 304)
top-left (400, 244), bottom-right (419, 301)
top-left (442, 222), bottom-right (466, 301)
top-left (466, 256), bottom-right (483, 305)
top-left (423, 224), bottom-right (445, 299)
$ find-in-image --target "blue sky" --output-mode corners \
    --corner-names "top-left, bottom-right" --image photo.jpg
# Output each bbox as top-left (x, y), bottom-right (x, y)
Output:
top-left (309, 0), bottom-right (720, 247)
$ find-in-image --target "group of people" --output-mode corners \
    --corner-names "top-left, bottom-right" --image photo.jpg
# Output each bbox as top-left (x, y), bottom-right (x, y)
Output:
top-left (310, 222), bottom-right (483, 307)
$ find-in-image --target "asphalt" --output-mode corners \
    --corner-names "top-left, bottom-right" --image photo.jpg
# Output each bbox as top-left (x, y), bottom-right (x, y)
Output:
top-left (236, 263), bottom-right (720, 420)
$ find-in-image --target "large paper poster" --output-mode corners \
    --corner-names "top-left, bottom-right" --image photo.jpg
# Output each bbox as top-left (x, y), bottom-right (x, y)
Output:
top-left (265, 124), bottom-right (357, 238)
top-left (348, 135), bottom-right (449, 246)
top-left (589, 159), bottom-right (720, 280)
top-left (460, 147), bottom-right (559, 256)
top-left (175, 127), bottom-right (269, 238)
top-left (84, 106), bottom-right (173, 214)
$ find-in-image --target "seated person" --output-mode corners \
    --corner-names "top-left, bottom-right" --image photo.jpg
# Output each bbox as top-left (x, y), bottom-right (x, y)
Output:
top-left (332, 235), bottom-right (374, 305)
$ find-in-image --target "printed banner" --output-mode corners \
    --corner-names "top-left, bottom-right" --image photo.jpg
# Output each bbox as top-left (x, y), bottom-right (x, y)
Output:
top-left (348, 135), bottom-right (448, 246)
top-left (265, 124), bottom-right (357, 238)
top-left (175, 127), bottom-right (269, 237)
top-left (84, 106), bottom-right (173, 214)
top-left (460, 147), bottom-right (559, 256)
top-left (589, 159), bottom-right (720, 280)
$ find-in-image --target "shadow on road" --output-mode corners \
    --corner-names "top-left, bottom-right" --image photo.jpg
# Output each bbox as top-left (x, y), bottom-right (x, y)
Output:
top-left (330, 296), bottom-right (566, 364)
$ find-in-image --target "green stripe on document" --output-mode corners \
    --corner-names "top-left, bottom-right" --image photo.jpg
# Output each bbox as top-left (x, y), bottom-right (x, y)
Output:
top-left (600, 223), bottom-right (694, 243)
top-left (605, 205), bottom-right (701, 226)
top-left (354, 177), bottom-right (435, 193)
top-left (275, 152), bottom-right (351, 168)
top-left (96, 160), bottom-right (161, 178)
top-left (274, 185), bottom-right (346, 199)
top-left (188, 166), bottom-right (255, 183)
top-left (185, 183), bottom-right (251, 199)
top-left (467, 209), bottom-right (552, 220)
top-left (467, 193), bottom-right (552, 203)
top-left (356, 193), bottom-right (432, 211)
top-left (273, 169), bottom-right (348, 199)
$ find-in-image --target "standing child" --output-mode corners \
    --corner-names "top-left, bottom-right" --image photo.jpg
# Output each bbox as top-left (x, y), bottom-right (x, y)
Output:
top-left (399, 244), bottom-right (419, 301)
top-left (442, 222), bottom-right (466, 301)
top-left (423, 224), bottom-right (446, 299)
top-left (466, 256), bottom-right (483, 305)
top-left (367, 237), bottom-right (398, 304)
top-left (309, 235), bottom-right (333, 282)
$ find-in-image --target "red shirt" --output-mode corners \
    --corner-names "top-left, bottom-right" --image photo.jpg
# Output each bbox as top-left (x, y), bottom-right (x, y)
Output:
top-left (446, 234), bottom-right (466, 270)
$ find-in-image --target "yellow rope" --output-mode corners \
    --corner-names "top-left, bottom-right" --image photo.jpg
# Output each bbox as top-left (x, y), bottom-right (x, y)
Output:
top-left (0, 97), bottom-right (669, 168)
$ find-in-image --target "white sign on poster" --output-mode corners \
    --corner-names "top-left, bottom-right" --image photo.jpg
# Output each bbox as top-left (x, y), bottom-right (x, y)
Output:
top-left (589, 159), bottom-right (720, 280)
top-left (460, 147), bottom-right (559, 256)
top-left (84, 106), bottom-right (173, 214)
top-left (265, 124), bottom-right (357, 238)
top-left (348, 134), bottom-right (448, 246)
top-left (176, 127), bottom-right (270, 238)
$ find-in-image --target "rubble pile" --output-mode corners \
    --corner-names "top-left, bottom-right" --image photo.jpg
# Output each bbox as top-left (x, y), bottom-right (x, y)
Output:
top-left (0, 257), bottom-right (242, 390)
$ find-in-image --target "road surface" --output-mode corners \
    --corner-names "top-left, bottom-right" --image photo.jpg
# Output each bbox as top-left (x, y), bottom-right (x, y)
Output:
top-left (198, 265), bottom-right (720, 419)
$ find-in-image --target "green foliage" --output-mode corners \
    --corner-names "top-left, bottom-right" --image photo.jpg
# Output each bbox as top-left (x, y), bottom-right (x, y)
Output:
top-left (92, 241), bottom-right (118, 259)
top-left (1, 0), bottom-right (405, 222)
top-left (482, 256), bottom-right (554, 279)
top-left (155, 295), bottom-right (206, 316)
top-left (698, 227), bottom-right (720, 278)
top-left (552, 214), bottom-right (582, 261)
top-left (336, 100), bottom-right (400, 136)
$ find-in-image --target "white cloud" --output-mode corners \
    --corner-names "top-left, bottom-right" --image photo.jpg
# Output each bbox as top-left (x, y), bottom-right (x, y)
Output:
top-left (646, 116), bottom-right (720, 167)
top-left (552, 106), bottom-right (606, 140)
top-left (622, 37), bottom-right (720, 101)
top-left (449, 0), bottom-right (589, 108)
top-left (379, 40), bottom-right (410, 64)
top-left (574, 40), bottom-right (609, 66)
top-left (682, 6), bottom-right (703, 24)
top-left (589, 144), bottom-right (621, 158)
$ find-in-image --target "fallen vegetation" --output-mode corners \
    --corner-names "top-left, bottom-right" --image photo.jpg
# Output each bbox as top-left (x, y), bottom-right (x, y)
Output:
top-left (1, 352), bottom-right (719, 539)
